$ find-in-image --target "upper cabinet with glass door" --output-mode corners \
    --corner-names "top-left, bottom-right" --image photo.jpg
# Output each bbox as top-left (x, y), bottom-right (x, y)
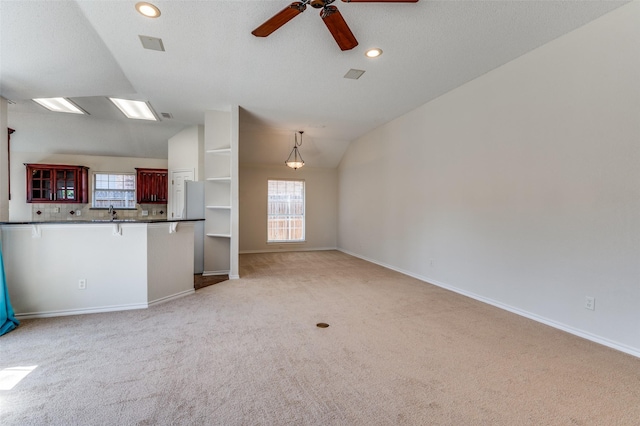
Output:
top-left (25, 163), bottom-right (89, 203)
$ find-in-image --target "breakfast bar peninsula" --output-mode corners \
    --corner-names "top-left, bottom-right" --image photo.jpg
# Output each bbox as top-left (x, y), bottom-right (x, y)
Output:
top-left (0, 219), bottom-right (202, 318)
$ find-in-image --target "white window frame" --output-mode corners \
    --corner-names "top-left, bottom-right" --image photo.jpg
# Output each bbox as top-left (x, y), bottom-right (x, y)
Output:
top-left (92, 172), bottom-right (137, 209)
top-left (267, 179), bottom-right (305, 243)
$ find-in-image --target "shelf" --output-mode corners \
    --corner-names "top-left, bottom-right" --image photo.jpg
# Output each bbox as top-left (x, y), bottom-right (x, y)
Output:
top-left (206, 233), bottom-right (231, 238)
top-left (206, 205), bottom-right (231, 209)
top-left (206, 177), bottom-right (231, 182)
top-left (206, 148), bottom-right (231, 154)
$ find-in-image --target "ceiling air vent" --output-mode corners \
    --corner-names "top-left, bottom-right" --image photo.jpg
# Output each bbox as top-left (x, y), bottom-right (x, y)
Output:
top-left (160, 112), bottom-right (173, 119)
top-left (344, 69), bottom-right (365, 80)
top-left (139, 35), bottom-right (165, 52)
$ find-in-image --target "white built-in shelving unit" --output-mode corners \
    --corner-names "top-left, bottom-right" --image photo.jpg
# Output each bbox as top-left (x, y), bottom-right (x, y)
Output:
top-left (203, 108), bottom-right (238, 278)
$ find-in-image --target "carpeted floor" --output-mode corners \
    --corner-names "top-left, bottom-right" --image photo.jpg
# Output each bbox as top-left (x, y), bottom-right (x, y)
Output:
top-left (1, 250), bottom-right (639, 425)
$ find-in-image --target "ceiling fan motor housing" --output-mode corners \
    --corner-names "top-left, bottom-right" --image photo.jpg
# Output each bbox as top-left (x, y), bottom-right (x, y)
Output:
top-left (310, 0), bottom-right (335, 8)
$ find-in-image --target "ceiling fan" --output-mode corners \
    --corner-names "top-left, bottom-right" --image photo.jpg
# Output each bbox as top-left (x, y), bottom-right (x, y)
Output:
top-left (252, 0), bottom-right (419, 51)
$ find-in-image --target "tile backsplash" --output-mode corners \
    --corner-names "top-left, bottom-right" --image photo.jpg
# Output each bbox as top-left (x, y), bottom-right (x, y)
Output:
top-left (31, 204), bottom-right (167, 221)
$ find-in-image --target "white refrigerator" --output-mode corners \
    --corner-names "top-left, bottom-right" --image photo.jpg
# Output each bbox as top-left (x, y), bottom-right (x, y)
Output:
top-left (183, 181), bottom-right (205, 274)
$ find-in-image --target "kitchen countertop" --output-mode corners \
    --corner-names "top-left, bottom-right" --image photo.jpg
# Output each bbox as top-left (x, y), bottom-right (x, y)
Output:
top-left (0, 218), bottom-right (204, 225)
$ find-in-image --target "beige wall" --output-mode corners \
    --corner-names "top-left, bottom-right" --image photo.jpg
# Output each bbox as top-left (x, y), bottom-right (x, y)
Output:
top-left (338, 2), bottom-right (640, 356)
top-left (240, 164), bottom-right (338, 253)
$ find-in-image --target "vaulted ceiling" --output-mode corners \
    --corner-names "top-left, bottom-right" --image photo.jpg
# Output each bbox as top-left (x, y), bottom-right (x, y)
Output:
top-left (1, 0), bottom-right (628, 166)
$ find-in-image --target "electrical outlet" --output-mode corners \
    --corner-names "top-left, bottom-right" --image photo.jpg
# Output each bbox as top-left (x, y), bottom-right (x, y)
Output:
top-left (75, 210), bottom-right (81, 216)
top-left (585, 296), bottom-right (595, 311)
top-left (141, 210), bottom-right (149, 216)
top-left (152, 210), bottom-right (157, 216)
top-left (53, 207), bottom-right (60, 213)
top-left (78, 279), bottom-right (87, 290)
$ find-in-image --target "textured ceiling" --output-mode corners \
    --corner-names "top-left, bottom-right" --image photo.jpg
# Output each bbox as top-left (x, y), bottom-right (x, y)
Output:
top-left (0, 0), bottom-right (629, 165)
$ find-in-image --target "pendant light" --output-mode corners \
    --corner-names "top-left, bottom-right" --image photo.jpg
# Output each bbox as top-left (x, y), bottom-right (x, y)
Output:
top-left (285, 131), bottom-right (305, 170)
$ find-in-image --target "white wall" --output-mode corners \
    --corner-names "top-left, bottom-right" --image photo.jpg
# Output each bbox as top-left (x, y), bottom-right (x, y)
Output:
top-left (168, 125), bottom-right (204, 180)
top-left (2, 223), bottom-right (148, 316)
top-left (9, 152), bottom-right (167, 221)
top-left (168, 125), bottom-right (204, 219)
top-left (147, 222), bottom-right (195, 304)
top-left (338, 2), bottom-right (640, 356)
top-left (240, 164), bottom-right (338, 253)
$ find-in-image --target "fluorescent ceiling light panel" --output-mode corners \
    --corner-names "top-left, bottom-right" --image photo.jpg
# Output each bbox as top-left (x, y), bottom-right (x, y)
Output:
top-left (32, 98), bottom-right (85, 114)
top-left (108, 98), bottom-right (157, 121)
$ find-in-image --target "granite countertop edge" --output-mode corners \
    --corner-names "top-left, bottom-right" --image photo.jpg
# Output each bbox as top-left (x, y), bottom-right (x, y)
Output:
top-left (0, 218), bottom-right (205, 225)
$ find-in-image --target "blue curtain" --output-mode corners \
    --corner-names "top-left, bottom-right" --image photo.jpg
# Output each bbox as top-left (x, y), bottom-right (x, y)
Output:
top-left (1, 241), bottom-right (19, 336)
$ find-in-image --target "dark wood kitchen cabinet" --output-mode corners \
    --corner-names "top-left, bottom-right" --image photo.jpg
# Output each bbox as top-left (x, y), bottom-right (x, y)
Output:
top-left (25, 164), bottom-right (89, 203)
top-left (136, 168), bottom-right (168, 203)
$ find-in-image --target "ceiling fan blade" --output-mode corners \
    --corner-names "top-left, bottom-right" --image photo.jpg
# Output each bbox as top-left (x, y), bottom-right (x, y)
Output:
top-left (320, 6), bottom-right (358, 51)
top-left (341, 0), bottom-right (418, 2)
top-left (252, 2), bottom-right (307, 37)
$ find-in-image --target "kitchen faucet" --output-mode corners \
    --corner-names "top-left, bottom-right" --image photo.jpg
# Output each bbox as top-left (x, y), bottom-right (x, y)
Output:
top-left (108, 205), bottom-right (117, 221)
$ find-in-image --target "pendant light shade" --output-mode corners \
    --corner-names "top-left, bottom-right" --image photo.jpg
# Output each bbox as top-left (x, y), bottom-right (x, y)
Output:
top-left (285, 131), bottom-right (305, 170)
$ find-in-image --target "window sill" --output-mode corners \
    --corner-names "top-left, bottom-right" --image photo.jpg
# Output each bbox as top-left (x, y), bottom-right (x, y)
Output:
top-left (267, 241), bottom-right (306, 245)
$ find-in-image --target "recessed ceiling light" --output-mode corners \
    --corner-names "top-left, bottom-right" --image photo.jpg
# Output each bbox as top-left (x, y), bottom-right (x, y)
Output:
top-left (108, 98), bottom-right (158, 121)
top-left (365, 48), bottom-right (383, 58)
top-left (32, 98), bottom-right (86, 115)
top-left (136, 2), bottom-right (161, 18)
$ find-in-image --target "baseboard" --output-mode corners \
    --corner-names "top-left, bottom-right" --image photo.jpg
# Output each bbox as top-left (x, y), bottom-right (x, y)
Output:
top-left (239, 247), bottom-right (337, 254)
top-left (148, 289), bottom-right (194, 307)
top-left (338, 248), bottom-right (640, 359)
top-left (15, 302), bottom-right (148, 320)
top-left (16, 289), bottom-right (196, 319)
top-left (203, 270), bottom-right (230, 276)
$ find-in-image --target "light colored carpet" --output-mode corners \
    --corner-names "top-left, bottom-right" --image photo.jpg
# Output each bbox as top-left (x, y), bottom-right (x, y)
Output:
top-left (1, 250), bottom-right (639, 425)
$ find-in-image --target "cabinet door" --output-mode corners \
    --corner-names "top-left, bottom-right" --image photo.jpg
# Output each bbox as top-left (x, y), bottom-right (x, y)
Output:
top-left (136, 168), bottom-right (168, 203)
top-left (156, 172), bottom-right (168, 202)
top-left (140, 171), bottom-right (151, 202)
top-left (55, 169), bottom-right (77, 201)
top-left (27, 167), bottom-right (53, 201)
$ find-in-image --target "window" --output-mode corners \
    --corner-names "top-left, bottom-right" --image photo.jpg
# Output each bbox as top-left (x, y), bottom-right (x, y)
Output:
top-left (92, 173), bottom-right (136, 208)
top-left (267, 180), bottom-right (305, 242)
